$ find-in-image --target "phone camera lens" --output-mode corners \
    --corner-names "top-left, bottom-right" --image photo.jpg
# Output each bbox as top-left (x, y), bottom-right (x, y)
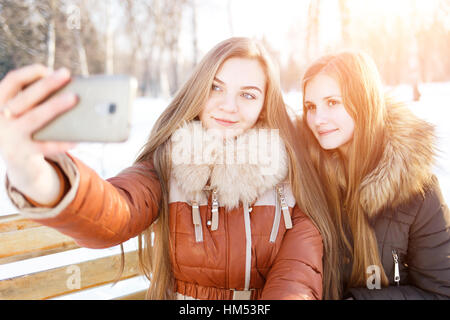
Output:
top-left (108, 103), bottom-right (117, 114)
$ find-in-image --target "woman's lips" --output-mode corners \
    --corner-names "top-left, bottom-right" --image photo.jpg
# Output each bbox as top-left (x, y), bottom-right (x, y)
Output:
top-left (318, 128), bottom-right (338, 136)
top-left (214, 117), bottom-right (238, 127)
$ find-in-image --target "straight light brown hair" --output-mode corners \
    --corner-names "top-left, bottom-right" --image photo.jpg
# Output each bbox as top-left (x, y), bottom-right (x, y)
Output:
top-left (130, 37), bottom-right (342, 299)
top-left (301, 51), bottom-right (390, 290)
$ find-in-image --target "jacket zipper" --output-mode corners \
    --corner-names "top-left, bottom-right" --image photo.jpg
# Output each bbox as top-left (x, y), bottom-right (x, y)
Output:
top-left (392, 249), bottom-right (400, 286)
top-left (243, 201), bottom-right (252, 291)
top-left (224, 205), bottom-right (229, 290)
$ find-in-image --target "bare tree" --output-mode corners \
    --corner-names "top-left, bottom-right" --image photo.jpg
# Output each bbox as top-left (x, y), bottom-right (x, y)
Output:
top-left (191, 0), bottom-right (199, 66)
top-left (46, 0), bottom-right (56, 69)
top-left (104, 1), bottom-right (114, 74)
top-left (227, 0), bottom-right (233, 36)
top-left (338, 0), bottom-right (351, 47)
top-left (65, 0), bottom-right (88, 75)
top-left (305, 0), bottom-right (321, 61)
top-left (123, 0), bottom-right (142, 75)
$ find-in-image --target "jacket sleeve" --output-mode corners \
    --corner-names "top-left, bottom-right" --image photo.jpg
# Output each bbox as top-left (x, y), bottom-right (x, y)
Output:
top-left (6, 152), bottom-right (162, 249)
top-left (260, 205), bottom-right (323, 300)
top-left (349, 177), bottom-right (450, 300)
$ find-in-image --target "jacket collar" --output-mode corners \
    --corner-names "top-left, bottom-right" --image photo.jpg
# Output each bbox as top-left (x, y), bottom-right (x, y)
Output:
top-left (359, 103), bottom-right (436, 217)
top-left (170, 121), bottom-right (289, 210)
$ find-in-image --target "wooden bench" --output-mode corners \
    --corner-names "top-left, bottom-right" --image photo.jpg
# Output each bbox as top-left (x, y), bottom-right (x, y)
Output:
top-left (0, 213), bottom-right (147, 300)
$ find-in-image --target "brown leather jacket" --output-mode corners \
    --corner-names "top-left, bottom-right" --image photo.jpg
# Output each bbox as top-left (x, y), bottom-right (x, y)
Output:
top-left (7, 124), bottom-right (323, 300)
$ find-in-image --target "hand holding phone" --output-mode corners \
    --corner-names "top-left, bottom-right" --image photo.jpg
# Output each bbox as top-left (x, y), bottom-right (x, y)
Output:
top-left (0, 65), bottom-right (78, 204)
top-left (0, 66), bottom-right (137, 207)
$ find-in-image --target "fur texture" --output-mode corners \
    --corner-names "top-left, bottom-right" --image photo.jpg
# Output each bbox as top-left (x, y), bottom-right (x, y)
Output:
top-left (359, 103), bottom-right (436, 217)
top-left (170, 121), bottom-right (288, 210)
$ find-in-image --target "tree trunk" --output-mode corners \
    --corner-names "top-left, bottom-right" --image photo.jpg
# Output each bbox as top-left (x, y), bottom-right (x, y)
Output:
top-left (191, 0), bottom-right (198, 66)
top-left (75, 30), bottom-right (89, 76)
top-left (105, 3), bottom-right (114, 74)
top-left (46, 0), bottom-right (56, 69)
top-left (227, 0), bottom-right (234, 36)
top-left (338, 0), bottom-right (351, 47)
top-left (306, 0), bottom-right (320, 61)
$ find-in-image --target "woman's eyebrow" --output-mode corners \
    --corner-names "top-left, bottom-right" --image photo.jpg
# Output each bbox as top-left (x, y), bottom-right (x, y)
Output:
top-left (213, 77), bottom-right (263, 94)
top-left (241, 85), bottom-right (263, 93)
top-left (213, 77), bottom-right (225, 85)
top-left (323, 95), bottom-right (341, 100)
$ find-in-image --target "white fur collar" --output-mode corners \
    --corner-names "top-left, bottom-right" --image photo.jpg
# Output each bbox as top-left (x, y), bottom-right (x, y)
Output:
top-left (170, 121), bottom-right (289, 210)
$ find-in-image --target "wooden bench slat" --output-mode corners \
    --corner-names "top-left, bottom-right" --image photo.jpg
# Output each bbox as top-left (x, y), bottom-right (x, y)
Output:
top-left (0, 250), bottom-right (139, 300)
top-left (0, 225), bottom-right (79, 265)
top-left (115, 289), bottom-right (147, 300)
top-left (0, 215), bottom-right (147, 299)
top-left (0, 214), bottom-right (42, 233)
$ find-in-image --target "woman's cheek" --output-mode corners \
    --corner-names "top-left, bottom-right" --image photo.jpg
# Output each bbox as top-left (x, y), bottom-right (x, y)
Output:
top-left (306, 113), bottom-right (316, 134)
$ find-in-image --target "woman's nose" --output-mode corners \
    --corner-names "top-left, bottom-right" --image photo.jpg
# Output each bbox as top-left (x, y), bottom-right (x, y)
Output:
top-left (314, 107), bottom-right (328, 125)
top-left (218, 95), bottom-right (238, 113)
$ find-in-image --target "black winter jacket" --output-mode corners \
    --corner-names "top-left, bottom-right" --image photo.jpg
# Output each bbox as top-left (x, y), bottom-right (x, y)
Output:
top-left (297, 102), bottom-right (450, 299)
top-left (342, 104), bottom-right (450, 299)
top-left (346, 176), bottom-right (450, 299)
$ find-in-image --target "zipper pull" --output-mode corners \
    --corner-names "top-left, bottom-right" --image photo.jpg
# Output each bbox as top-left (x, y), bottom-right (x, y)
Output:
top-left (276, 185), bottom-right (292, 229)
top-left (210, 188), bottom-right (219, 231)
top-left (392, 250), bottom-right (400, 286)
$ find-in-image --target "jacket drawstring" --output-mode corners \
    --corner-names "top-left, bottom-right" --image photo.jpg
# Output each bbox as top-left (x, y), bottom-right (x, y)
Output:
top-left (191, 187), bottom-right (219, 242)
top-left (191, 200), bottom-right (203, 242)
top-left (270, 184), bottom-right (293, 243)
top-left (269, 186), bottom-right (282, 243)
top-left (192, 184), bottom-right (292, 244)
top-left (211, 188), bottom-right (219, 231)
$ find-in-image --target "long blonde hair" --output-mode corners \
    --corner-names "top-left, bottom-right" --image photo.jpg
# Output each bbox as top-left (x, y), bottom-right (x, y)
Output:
top-left (301, 51), bottom-right (390, 289)
top-left (132, 37), bottom-right (341, 299)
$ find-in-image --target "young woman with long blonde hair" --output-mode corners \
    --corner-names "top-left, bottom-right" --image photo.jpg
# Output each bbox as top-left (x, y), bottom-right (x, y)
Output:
top-left (0, 37), bottom-right (341, 299)
top-left (299, 50), bottom-right (450, 299)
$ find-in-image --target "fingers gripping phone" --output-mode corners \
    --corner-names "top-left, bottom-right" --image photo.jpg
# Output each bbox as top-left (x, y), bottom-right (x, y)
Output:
top-left (32, 74), bottom-right (137, 143)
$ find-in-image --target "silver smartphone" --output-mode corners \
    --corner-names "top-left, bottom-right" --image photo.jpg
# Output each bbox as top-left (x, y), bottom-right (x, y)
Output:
top-left (32, 74), bottom-right (137, 143)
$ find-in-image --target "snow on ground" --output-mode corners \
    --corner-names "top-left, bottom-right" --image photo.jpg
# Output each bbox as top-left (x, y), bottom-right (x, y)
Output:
top-left (0, 83), bottom-right (449, 299)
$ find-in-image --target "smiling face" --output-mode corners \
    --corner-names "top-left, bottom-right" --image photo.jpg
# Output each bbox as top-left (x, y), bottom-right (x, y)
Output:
top-left (199, 57), bottom-right (266, 137)
top-left (304, 73), bottom-right (355, 153)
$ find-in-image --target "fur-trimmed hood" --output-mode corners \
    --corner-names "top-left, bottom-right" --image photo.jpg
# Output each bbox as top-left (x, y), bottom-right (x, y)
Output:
top-left (169, 121), bottom-right (289, 210)
top-left (360, 103), bottom-right (436, 217)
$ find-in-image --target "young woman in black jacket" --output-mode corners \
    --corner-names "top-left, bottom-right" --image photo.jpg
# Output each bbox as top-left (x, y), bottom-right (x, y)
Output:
top-left (299, 50), bottom-right (450, 299)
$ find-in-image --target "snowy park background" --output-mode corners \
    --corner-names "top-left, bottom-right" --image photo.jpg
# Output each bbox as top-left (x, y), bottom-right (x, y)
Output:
top-left (1, 0), bottom-right (449, 300)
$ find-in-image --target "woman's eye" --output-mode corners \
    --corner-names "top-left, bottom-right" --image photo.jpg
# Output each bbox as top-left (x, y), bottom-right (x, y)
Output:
top-left (242, 92), bottom-right (255, 100)
top-left (328, 99), bottom-right (340, 107)
top-left (211, 84), bottom-right (221, 92)
top-left (305, 103), bottom-right (316, 111)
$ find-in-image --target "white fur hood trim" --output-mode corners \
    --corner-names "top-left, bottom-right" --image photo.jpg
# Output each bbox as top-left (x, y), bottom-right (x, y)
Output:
top-left (170, 121), bottom-right (289, 210)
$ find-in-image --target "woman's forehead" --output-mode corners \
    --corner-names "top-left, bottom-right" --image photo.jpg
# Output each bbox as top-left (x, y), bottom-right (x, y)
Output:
top-left (304, 73), bottom-right (341, 100)
top-left (215, 57), bottom-right (266, 90)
